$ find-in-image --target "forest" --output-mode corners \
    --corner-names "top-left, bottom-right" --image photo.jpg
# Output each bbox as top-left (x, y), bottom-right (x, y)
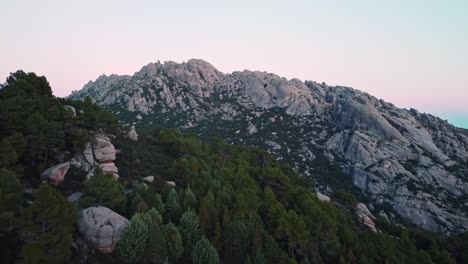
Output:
top-left (0, 71), bottom-right (467, 263)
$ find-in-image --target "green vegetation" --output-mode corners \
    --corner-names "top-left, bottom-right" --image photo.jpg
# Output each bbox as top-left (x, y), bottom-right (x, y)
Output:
top-left (0, 70), bottom-right (467, 263)
top-left (20, 184), bottom-right (77, 264)
top-left (80, 173), bottom-right (127, 212)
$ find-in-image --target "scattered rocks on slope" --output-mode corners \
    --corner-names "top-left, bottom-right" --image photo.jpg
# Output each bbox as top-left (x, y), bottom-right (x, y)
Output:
top-left (77, 206), bottom-right (129, 253)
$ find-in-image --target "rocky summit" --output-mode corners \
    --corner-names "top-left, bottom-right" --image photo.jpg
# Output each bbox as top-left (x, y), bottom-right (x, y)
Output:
top-left (69, 59), bottom-right (468, 234)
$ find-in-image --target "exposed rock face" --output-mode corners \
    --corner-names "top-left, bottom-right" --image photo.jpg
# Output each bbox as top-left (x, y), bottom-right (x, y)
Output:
top-left (69, 59), bottom-right (468, 234)
top-left (41, 162), bottom-right (70, 185)
top-left (356, 203), bottom-right (377, 232)
top-left (77, 206), bottom-right (129, 253)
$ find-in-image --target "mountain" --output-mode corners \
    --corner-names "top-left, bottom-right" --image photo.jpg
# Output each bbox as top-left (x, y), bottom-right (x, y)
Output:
top-left (69, 59), bottom-right (468, 234)
top-left (2, 70), bottom-right (468, 263)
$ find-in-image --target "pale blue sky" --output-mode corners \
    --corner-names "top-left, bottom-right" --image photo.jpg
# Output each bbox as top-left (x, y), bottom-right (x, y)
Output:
top-left (1, 0), bottom-right (467, 128)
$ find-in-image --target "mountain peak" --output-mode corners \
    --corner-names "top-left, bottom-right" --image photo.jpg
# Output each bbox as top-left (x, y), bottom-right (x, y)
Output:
top-left (69, 60), bottom-right (468, 233)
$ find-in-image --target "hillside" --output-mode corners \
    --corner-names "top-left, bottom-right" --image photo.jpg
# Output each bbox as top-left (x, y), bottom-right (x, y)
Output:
top-left (69, 59), bottom-right (468, 234)
top-left (1, 71), bottom-right (468, 263)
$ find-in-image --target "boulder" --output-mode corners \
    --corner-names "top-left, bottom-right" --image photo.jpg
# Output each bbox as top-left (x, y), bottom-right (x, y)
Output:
top-left (316, 192), bottom-right (331, 202)
top-left (77, 206), bottom-right (129, 253)
top-left (166, 181), bottom-right (176, 187)
top-left (143, 175), bottom-right (154, 183)
top-left (93, 136), bottom-right (116, 162)
top-left (40, 162), bottom-right (71, 185)
top-left (99, 162), bottom-right (119, 178)
top-left (127, 126), bottom-right (138, 141)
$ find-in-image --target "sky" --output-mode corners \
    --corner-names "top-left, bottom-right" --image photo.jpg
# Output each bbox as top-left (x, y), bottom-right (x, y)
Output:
top-left (1, 0), bottom-right (467, 128)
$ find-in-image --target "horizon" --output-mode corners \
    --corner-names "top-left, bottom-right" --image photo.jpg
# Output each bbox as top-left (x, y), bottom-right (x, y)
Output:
top-left (1, 0), bottom-right (467, 128)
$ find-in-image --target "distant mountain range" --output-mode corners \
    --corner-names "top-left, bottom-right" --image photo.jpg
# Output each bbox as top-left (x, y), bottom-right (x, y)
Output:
top-left (69, 59), bottom-right (468, 234)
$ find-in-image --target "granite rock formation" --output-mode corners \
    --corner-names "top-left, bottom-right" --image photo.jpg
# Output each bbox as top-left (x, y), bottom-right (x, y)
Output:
top-left (69, 59), bottom-right (468, 234)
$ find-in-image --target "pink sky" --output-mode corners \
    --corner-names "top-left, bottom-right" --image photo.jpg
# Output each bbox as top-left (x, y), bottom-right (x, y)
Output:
top-left (1, 0), bottom-right (467, 127)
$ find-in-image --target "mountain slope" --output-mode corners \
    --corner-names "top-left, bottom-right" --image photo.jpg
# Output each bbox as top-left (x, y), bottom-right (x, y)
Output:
top-left (69, 59), bottom-right (468, 233)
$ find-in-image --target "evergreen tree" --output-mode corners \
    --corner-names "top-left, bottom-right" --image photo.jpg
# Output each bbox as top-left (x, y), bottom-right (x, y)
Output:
top-left (166, 188), bottom-right (181, 221)
top-left (179, 209), bottom-right (201, 252)
top-left (80, 173), bottom-right (126, 212)
top-left (164, 222), bottom-right (183, 263)
top-left (142, 208), bottom-right (166, 263)
top-left (142, 208), bottom-right (164, 228)
top-left (20, 184), bottom-right (76, 264)
top-left (192, 236), bottom-right (219, 264)
top-left (131, 192), bottom-right (149, 214)
top-left (0, 168), bottom-right (22, 227)
top-left (0, 138), bottom-right (18, 168)
top-left (117, 214), bottom-right (149, 264)
top-left (183, 185), bottom-right (197, 210)
top-left (254, 250), bottom-right (266, 264)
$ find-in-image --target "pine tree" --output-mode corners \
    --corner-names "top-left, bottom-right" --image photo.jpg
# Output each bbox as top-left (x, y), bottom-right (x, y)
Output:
top-left (142, 208), bottom-right (164, 228)
top-left (20, 184), bottom-right (76, 264)
top-left (192, 236), bottom-right (219, 264)
top-left (183, 185), bottom-right (197, 210)
top-left (179, 209), bottom-right (201, 253)
top-left (166, 188), bottom-right (181, 221)
top-left (0, 168), bottom-right (22, 228)
top-left (144, 209), bottom-right (166, 264)
top-left (117, 213), bottom-right (149, 264)
top-left (164, 222), bottom-right (183, 263)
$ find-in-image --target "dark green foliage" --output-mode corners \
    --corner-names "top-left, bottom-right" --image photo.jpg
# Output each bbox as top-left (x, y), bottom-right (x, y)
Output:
top-left (20, 184), bottom-right (76, 264)
top-left (166, 188), bottom-right (181, 222)
top-left (117, 214), bottom-right (149, 264)
top-left (80, 173), bottom-right (126, 212)
top-left (0, 168), bottom-right (22, 227)
top-left (164, 222), bottom-right (183, 263)
top-left (182, 185), bottom-right (197, 211)
top-left (192, 236), bottom-right (219, 264)
top-left (0, 71), bottom-right (117, 182)
top-left (179, 209), bottom-right (201, 253)
top-left (145, 219), bottom-right (167, 263)
top-left (1, 71), bottom-right (467, 263)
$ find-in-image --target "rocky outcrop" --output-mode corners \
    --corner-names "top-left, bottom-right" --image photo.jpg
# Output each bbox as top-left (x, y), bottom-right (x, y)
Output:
top-left (93, 135), bottom-right (116, 162)
top-left (41, 134), bottom-right (120, 184)
top-left (68, 59), bottom-right (468, 234)
top-left (41, 162), bottom-right (71, 185)
top-left (77, 206), bottom-right (129, 253)
top-left (356, 203), bottom-right (377, 232)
